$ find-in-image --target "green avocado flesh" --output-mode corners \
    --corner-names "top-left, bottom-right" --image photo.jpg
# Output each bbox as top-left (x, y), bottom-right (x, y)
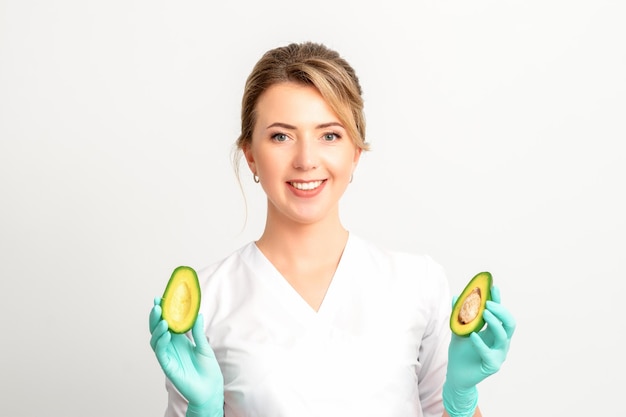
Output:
top-left (450, 271), bottom-right (492, 337)
top-left (161, 266), bottom-right (201, 334)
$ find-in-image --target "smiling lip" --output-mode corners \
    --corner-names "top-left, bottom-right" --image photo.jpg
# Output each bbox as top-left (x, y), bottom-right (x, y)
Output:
top-left (287, 179), bottom-right (326, 197)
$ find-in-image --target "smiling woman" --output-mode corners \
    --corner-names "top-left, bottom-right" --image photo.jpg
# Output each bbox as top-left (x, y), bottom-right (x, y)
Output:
top-left (148, 42), bottom-right (515, 417)
top-left (244, 82), bottom-right (361, 230)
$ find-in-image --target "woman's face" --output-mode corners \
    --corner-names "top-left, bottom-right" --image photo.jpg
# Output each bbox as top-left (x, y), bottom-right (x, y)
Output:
top-left (244, 82), bottom-right (361, 226)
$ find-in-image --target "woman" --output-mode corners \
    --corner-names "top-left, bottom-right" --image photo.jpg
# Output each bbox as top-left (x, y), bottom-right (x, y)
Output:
top-left (149, 42), bottom-right (515, 417)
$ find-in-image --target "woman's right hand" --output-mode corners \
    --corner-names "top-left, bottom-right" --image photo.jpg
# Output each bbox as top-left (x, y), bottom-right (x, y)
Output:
top-left (149, 297), bottom-right (224, 414)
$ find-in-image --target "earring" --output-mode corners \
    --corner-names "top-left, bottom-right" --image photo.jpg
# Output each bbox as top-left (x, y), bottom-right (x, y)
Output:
top-left (349, 174), bottom-right (353, 183)
top-left (253, 174), bottom-right (260, 183)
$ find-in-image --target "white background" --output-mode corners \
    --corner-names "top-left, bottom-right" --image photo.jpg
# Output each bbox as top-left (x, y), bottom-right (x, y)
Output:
top-left (1, 1), bottom-right (624, 416)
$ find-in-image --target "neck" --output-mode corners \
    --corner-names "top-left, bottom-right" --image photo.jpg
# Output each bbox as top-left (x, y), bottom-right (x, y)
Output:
top-left (256, 206), bottom-right (349, 266)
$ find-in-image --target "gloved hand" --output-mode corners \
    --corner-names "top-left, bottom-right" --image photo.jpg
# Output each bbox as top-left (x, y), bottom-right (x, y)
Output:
top-left (149, 297), bottom-right (224, 417)
top-left (443, 286), bottom-right (516, 417)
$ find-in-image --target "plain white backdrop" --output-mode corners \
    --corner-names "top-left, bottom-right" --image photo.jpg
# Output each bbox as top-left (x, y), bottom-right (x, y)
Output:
top-left (1, 1), bottom-right (624, 416)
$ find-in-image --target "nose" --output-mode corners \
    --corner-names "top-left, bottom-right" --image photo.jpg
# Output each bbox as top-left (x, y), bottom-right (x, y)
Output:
top-left (292, 138), bottom-right (318, 170)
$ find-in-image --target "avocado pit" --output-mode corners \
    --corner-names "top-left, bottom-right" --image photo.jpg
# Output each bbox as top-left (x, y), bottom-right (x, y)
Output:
top-left (458, 287), bottom-right (481, 324)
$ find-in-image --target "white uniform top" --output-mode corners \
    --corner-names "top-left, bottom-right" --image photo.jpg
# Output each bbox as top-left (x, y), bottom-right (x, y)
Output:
top-left (164, 234), bottom-right (451, 417)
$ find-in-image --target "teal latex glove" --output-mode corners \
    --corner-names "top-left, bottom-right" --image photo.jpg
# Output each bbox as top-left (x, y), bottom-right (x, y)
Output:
top-left (149, 297), bottom-right (224, 417)
top-left (443, 286), bottom-right (516, 417)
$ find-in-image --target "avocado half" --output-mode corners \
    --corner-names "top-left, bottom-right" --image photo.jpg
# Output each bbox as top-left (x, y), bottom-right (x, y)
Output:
top-left (161, 266), bottom-right (201, 334)
top-left (450, 271), bottom-right (492, 337)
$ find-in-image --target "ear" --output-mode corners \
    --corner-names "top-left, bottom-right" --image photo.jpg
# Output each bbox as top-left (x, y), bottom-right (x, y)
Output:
top-left (243, 143), bottom-right (256, 174)
top-left (352, 147), bottom-right (362, 169)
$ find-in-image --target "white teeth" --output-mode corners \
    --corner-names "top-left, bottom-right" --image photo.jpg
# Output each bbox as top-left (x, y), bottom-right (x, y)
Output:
top-left (291, 180), bottom-right (323, 190)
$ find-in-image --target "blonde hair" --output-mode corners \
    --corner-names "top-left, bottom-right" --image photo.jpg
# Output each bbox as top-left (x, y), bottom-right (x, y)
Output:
top-left (233, 42), bottom-right (369, 176)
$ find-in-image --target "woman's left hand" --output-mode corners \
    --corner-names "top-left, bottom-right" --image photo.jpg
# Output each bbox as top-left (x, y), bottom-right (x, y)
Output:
top-left (446, 286), bottom-right (517, 389)
top-left (442, 286), bottom-right (516, 416)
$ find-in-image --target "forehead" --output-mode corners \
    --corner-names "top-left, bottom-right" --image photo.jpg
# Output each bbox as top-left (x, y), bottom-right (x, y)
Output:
top-left (254, 82), bottom-right (341, 126)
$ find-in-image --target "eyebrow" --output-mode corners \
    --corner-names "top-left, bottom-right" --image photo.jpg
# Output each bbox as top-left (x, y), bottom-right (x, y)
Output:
top-left (266, 122), bottom-right (345, 130)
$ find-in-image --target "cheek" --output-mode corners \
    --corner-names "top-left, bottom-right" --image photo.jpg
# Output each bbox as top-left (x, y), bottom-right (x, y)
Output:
top-left (253, 151), bottom-right (282, 179)
top-left (331, 149), bottom-right (359, 174)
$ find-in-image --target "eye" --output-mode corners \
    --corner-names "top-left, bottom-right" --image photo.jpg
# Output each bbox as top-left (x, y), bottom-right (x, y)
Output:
top-left (322, 132), bottom-right (341, 142)
top-left (271, 133), bottom-right (289, 142)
